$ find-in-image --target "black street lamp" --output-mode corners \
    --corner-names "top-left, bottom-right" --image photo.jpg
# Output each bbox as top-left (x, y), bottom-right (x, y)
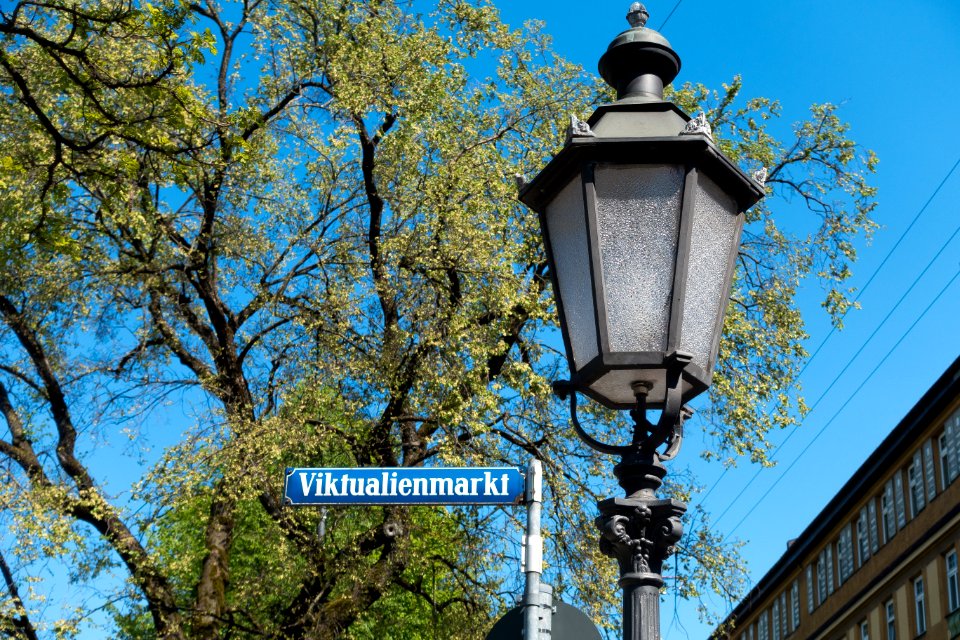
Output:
top-left (519, 4), bottom-right (765, 639)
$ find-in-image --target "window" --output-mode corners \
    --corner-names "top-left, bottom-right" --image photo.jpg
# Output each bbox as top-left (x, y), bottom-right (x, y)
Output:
top-left (790, 579), bottom-right (800, 631)
top-left (893, 472), bottom-right (907, 529)
top-left (881, 482), bottom-right (896, 543)
top-left (923, 439), bottom-right (937, 501)
top-left (941, 432), bottom-right (951, 489)
top-left (947, 549), bottom-right (959, 613)
top-left (746, 622), bottom-right (755, 640)
top-left (759, 610), bottom-right (769, 640)
top-left (816, 552), bottom-right (827, 605)
top-left (885, 599), bottom-right (896, 640)
top-left (859, 619), bottom-right (870, 640)
top-left (825, 545), bottom-right (835, 594)
top-left (908, 451), bottom-right (925, 518)
top-left (857, 506), bottom-right (871, 567)
top-left (868, 499), bottom-right (880, 553)
top-left (806, 564), bottom-right (815, 613)
top-left (914, 576), bottom-right (926, 635)
top-left (772, 599), bottom-right (781, 640)
top-left (838, 525), bottom-right (854, 583)
top-left (943, 414), bottom-right (960, 486)
top-left (779, 591), bottom-right (787, 637)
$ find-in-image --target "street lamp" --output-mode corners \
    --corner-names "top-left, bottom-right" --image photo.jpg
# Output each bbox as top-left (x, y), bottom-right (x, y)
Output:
top-left (519, 4), bottom-right (764, 639)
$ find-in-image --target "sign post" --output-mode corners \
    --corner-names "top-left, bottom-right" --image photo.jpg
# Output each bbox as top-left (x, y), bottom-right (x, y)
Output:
top-left (523, 459), bottom-right (545, 639)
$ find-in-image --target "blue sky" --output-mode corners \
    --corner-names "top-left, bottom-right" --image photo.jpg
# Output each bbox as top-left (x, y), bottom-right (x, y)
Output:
top-left (500, 1), bottom-right (960, 637)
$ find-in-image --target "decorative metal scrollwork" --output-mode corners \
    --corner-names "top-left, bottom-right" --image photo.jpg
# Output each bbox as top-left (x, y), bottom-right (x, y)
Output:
top-left (553, 362), bottom-right (693, 463)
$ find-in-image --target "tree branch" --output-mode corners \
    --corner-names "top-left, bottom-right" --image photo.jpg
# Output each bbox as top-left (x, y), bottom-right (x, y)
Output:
top-left (0, 548), bottom-right (39, 640)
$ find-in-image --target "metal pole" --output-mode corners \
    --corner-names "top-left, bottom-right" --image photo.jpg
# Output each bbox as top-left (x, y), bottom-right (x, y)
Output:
top-left (523, 459), bottom-right (543, 639)
top-left (597, 451), bottom-right (684, 640)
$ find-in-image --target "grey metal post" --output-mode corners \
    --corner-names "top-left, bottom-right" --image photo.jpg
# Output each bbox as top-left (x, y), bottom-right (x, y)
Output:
top-left (523, 459), bottom-right (544, 639)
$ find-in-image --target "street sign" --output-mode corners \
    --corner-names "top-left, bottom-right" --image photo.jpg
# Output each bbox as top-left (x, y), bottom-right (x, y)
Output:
top-left (284, 466), bottom-right (525, 506)
top-left (486, 600), bottom-right (602, 640)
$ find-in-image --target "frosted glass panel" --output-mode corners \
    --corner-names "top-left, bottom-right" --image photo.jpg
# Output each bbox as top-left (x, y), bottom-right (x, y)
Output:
top-left (679, 172), bottom-right (740, 373)
top-left (545, 176), bottom-right (598, 369)
top-left (594, 164), bottom-right (684, 353)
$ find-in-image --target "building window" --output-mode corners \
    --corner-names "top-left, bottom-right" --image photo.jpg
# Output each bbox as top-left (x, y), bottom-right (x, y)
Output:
top-left (885, 599), bottom-right (896, 640)
top-left (838, 525), bottom-right (854, 584)
top-left (790, 579), bottom-right (800, 631)
top-left (806, 564), bottom-right (814, 613)
top-left (908, 451), bottom-right (925, 518)
top-left (941, 432), bottom-right (951, 489)
top-left (772, 599), bottom-right (780, 640)
top-left (923, 439), bottom-right (937, 502)
top-left (914, 576), bottom-right (926, 635)
top-left (859, 619), bottom-right (870, 640)
top-left (947, 549), bottom-right (959, 613)
top-left (943, 414), bottom-right (960, 486)
top-left (759, 610), bottom-right (769, 640)
top-left (893, 472), bottom-right (907, 529)
top-left (779, 591), bottom-right (787, 637)
top-left (816, 552), bottom-right (827, 605)
top-left (856, 506), bottom-right (871, 567)
top-left (868, 499), bottom-right (879, 553)
top-left (881, 482), bottom-right (896, 543)
top-left (825, 545), bottom-right (835, 594)
top-left (746, 622), bottom-right (755, 640)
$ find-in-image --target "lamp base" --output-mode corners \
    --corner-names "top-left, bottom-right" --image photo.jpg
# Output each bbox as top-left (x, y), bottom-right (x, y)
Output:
top-left (597, 450), bottom-right (686, 640)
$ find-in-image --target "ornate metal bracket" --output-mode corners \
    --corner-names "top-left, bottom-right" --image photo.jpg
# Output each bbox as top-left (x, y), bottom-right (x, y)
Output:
top-left (552, 372), bottom-right (692, 463)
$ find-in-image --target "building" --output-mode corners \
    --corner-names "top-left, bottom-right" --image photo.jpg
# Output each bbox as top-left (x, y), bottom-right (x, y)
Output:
top-left (715, 355), bottom-right (960, 640)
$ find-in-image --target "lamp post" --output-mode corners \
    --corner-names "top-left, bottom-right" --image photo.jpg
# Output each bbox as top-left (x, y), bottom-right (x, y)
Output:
top-left (519, 4), bottom-right (764, 639)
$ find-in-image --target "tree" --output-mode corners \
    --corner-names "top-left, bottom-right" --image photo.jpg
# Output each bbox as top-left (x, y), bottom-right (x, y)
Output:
top-left (0, 1), bottom-right (876, 638)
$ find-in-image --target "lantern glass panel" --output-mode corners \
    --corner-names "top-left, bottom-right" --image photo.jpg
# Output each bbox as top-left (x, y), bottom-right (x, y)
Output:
top-left (545, 175), bottom-right (598, 369)
top-left (594, 163), bottom-right (685, 354)
top-left (679, 172), bottom-right (741, 373)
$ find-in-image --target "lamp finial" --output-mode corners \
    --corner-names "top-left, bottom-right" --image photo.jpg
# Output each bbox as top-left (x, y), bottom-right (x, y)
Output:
top-left (627, 2), bottom-right (649, 28)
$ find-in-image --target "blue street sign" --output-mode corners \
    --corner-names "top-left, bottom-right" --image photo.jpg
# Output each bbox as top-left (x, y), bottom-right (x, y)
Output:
top-left (284, 466), bottom-right (525, 506)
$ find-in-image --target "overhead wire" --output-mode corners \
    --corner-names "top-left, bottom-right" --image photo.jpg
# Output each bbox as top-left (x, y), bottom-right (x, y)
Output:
top-left (709, 198), bottom-right (960, 525)
top-left (720, 267), bottom-right (960, 543)
top-left (696, 155), bottom-right (960, 510)
top-left (796, 155), bottom-right (960, 377)
top-left (658, 0), bottom-right (683, 31)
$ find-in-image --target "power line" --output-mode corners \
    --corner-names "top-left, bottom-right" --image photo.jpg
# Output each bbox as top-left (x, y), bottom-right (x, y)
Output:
top-left (720, 267), bottom-right (960, 543)
top-left (709, 209), bottom-right (960, 525)
top-left (658, 0), bottom-right (683, 31)
top-left (697, 154), bottom-right (960, 509)
top-left (797, 155), bottom-right (960, 378)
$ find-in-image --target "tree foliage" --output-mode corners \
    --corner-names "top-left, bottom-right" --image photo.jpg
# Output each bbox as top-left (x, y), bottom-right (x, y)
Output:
top-left (0, 1), bottom-right (876, 638)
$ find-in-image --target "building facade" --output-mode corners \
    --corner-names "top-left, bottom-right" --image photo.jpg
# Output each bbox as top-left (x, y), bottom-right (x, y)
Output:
top-left (715, 356), bottom-right (960, 640)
